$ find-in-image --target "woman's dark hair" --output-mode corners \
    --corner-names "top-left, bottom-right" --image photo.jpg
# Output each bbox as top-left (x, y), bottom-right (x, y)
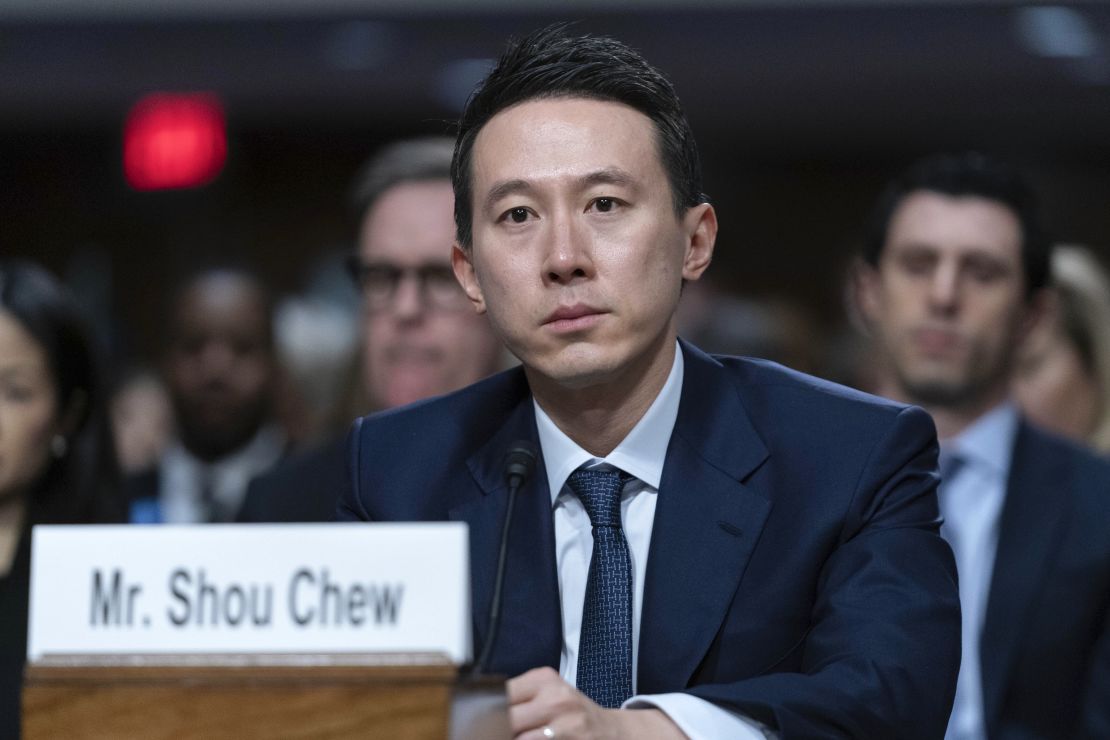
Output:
top-left (861, 152), bottom-right (1051, 296)
top-left (0, 260), bottom-right (123, 524)
top-left (451, 24), bottom-right (707, 249)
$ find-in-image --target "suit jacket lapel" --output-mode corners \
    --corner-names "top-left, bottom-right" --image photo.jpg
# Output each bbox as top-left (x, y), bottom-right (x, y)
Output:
top-left (980, 422), bottom-right (1069, 734)
top-left (638, 341), bottom-right (773, 694)
top-left (449, 386), bottom-right (562, 677)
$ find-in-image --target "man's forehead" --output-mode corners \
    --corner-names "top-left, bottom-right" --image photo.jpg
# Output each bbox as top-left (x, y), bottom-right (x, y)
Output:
top-left (470, 97), bottom-right (662, 189)
top-left (887, 190), bottom-right (1023, 253)
top-left (175, 301), bottom-right (267, 340)
top-left (178, 278), bottom-right (264, 319)
top-left (359, 178), bottom-right (455, 262)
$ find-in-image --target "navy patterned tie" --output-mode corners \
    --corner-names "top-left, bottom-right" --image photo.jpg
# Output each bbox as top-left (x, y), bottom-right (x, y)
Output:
top-left (567, 467), bottom-right (633, 708)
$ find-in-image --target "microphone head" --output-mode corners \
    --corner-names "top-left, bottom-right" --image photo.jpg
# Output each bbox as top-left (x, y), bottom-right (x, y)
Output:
top-left (504, 441), bottom-right (538, 489)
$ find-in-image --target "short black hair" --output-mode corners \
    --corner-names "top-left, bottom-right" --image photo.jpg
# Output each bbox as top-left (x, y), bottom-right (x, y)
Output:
top-left (862, 152), bottom-right (1051, 296)
top-left (350, 136), bottom-right (454, 218)
top-left (451, 24), bottom-right (707, 249)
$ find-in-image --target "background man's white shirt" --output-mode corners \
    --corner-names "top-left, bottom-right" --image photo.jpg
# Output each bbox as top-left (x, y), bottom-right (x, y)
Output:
top-left (938, 403), bottom-right (1017, 740)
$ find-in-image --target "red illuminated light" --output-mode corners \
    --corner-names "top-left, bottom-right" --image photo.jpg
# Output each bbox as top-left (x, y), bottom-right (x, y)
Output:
top-left (124, 93), bottom-right (227, 191)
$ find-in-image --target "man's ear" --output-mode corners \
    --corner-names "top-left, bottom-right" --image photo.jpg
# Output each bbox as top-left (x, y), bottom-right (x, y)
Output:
top-left (681, 203), bottom-right (717, 282)
top-left (851, 257), bottom-right (883, 333)
top-left (452, 243), bottom-right (487, 314)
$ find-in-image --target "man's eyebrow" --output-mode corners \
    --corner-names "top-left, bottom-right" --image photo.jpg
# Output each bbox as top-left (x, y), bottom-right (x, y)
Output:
top-left (484, 179), bottom-right (533, 213)
top-left (579, 168), bottom-right (636, 189)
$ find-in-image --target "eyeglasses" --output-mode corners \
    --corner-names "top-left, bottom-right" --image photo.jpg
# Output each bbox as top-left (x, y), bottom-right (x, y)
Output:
top-left (345, 255), bottom-right (469, 313)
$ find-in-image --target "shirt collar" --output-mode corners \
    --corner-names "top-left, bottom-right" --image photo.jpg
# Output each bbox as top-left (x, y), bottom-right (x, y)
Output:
top-left (534, 342), bottom-right (684, 504)
top-left (943, 401), bottom-right (1019, 478)
top-left (163, 424), bottom-right (286, 487)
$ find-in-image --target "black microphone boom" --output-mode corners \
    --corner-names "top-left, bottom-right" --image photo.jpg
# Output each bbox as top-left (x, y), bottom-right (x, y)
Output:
top-left (472, 440), bottom-right (538, 676)
top-left (503, 443), bottom-right (537, 491)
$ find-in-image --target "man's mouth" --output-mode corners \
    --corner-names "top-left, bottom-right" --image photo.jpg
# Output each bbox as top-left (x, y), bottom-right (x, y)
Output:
top-left (542, 304), bottom-right (606, 334)
top-left (385, 345), bottom-right (444, 364)
top-left (912, 327), bottom-right (964, 355)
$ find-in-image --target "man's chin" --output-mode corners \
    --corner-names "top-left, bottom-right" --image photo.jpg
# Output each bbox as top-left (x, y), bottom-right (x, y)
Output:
top-left (525, 353), bottom-right (623, 392)
top-left (900, 376), bottom-right (979, 408)
top-left (381, 373), bottom-right (448, 408)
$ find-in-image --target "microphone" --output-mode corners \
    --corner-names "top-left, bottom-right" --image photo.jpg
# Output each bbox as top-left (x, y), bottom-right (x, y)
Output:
top-left (472, 441), bottom-right (538, 676)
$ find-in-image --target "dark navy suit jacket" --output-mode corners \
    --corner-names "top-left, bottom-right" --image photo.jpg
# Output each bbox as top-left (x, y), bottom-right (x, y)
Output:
top-left (981, 422), bottom-right (1110, 739)
top-left (337, 341), bottom-right (962, 738)
top-left (239, 436), bottom-right (347, 522)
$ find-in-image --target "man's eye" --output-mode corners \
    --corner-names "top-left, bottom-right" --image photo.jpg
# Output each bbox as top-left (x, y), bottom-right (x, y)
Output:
top-left (591, 197), bottom-right (617, 213)
top-left (965, 260), bottom-right (1006, 283)
top-left (898, 254), bottom-right (934, 275)
top-left (505, 207), bottom-right (530, 224)
top-left (0, 384), bottom-right (34, 403)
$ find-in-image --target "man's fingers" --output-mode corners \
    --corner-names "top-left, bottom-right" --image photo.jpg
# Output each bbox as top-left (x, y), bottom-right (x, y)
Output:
top-left (514, 726), bottom-right (559, 740)
top-left (508, 699), bottom-right (551, 735)
top-left (506, 666), bottom-right (562, 705)
top-left (506, 668), bottom-right (586, 737)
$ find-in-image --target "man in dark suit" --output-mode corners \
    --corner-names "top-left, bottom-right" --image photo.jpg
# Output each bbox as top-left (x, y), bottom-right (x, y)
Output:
top-left (855, 153), bottom-right (1110, 739)
top-left (339, 27), bottom-right (961, 739)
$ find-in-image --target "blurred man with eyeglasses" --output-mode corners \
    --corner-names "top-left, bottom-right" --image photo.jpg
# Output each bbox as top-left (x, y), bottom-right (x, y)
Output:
top-left (239, 138), bottom-right (503, 522)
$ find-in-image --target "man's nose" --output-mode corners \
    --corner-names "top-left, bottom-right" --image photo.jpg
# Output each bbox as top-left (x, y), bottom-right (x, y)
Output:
top-left (390, 271), bottom-right (426, 322)
top-left (199, 341), bottom-right (235, 373)
top-left (542, 212), bottom-right (593, 285)
top-left (927, 261), bottom-right (961, 314)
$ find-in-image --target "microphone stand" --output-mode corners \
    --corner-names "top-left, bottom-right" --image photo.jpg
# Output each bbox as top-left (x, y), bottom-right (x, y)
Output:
top-left (468, 442), bottom-right (537, 678)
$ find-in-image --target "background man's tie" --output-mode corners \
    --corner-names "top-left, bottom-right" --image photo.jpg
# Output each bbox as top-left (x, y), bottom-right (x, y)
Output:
top-left (567, 467), bottom-right (634, 708)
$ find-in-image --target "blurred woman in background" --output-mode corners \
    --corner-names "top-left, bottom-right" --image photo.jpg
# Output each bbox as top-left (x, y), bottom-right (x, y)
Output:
top-left (1013, 245), bottom-right (1110, 454)
top-left (0, 260), bottom-right (123, 737)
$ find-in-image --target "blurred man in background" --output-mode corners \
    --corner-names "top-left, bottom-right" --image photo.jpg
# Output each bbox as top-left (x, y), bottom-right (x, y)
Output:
top-left (855, 152), bottom-right (1110, 739)
top-left (239, 137), bottom-right (503, 522)
top-left (128, 267), bottom-right (285, 523)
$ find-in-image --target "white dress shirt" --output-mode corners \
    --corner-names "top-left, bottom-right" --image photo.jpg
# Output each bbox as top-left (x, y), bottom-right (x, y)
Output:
top-left (533, 343), bottom-right (774, 740)
top-left (938, 403), bottom-right (1018, 740)
top-left (159, 425), bottom-right (286, 523)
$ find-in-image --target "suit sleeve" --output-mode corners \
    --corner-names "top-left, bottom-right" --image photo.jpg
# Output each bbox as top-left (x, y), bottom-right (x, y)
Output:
top-left (686, 405), bottom-right (962, 740)
top-left (335, 416), bottom-right (370, 522)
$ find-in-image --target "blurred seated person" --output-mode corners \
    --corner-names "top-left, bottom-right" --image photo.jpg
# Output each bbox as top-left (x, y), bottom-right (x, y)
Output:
top-left (128, 267), bottom-right (285, 523)
top-left (239, 137), bottom-right (504, 522)
top-left (269, 292), bottom-right (360, 449)
top-left (0, 260), bottom-right (124, 738)
top-left (110, 367), bottom-right (173, 475)
top-left (1013, 244), bottom-right (1110, 454)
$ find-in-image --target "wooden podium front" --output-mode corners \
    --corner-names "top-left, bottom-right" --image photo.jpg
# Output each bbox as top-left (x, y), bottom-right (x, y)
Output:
top-left (23, 653), bottom-right (510, 739)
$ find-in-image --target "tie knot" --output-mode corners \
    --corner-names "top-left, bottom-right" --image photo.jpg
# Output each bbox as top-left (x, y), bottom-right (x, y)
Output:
top-left (567, 467), bottom-right (629, 527)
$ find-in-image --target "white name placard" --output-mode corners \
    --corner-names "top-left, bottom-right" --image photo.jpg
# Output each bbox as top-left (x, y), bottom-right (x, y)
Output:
top-left (27, 523), bottom-right (470, 663)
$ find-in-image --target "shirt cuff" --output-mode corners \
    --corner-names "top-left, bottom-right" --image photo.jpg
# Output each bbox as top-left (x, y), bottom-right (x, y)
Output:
top-left (623, 692), bottom-right (777, 739)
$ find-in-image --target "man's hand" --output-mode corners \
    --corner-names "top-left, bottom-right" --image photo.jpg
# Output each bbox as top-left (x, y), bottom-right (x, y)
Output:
top-left (506, 667), bottom-right (687, 740)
